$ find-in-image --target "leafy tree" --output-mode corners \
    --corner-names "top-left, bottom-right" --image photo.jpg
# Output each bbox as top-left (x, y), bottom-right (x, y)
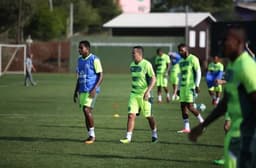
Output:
top-left (24, 6), bottom-right (66, 40)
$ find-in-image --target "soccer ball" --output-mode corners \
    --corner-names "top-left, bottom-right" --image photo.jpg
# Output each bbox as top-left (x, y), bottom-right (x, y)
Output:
top-left (194, 103), bottom-right (206, 112)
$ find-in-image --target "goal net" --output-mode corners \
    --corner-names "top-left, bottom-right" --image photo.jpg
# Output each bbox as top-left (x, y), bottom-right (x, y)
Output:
top-left (0, 44), bottom-right (26, 76)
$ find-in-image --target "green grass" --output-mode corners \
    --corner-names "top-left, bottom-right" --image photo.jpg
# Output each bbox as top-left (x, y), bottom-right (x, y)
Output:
top-left (0, 73), bottom-right (225, 168)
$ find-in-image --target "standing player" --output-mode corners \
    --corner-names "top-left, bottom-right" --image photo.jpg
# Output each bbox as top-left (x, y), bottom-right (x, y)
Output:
top-left (169, 52), bottom-right (181, 101)
top-left (73, 40), bottom-right (103, 144)
top-left (24, 53), bottom-right (36, 86)
top-left (177, 43), bottom-right (204, 133)
top-left (189, 25), bottom-right (256, 168)
top-left (155, 48), bottom-right (171, 103)
top-left (206, 55), bottom-right (224, 106)
top-left (120, 46), bottom-right (158, 144)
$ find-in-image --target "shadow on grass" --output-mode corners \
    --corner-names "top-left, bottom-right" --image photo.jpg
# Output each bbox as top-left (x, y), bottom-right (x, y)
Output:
top-left (40, 151), bottom-right (211, 165)
top-left (0, 136), bottom-right (80, 143)
top-left (39, 125), bottom-right (149, 131)
top-left (158, 140), bottom-right (223, 148)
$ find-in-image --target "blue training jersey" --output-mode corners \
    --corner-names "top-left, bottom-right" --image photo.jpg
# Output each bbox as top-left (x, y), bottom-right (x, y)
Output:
top-left (76, 54), bottom-right (101, 93)
top-left (169, 52), bottom-right (181, 65)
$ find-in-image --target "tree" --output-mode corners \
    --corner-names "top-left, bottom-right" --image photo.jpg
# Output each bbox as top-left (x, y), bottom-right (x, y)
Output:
top-left (24, 6), bottom-right (66, 40)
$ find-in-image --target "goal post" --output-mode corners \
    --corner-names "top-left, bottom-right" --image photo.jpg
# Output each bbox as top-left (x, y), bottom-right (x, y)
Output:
top-left (0, 44), bottom-right (27, 77)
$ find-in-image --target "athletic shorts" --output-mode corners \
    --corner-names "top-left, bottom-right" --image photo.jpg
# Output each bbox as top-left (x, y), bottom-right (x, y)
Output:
top-left (128, 93), bottom-right (153, 118)
top-left (170, 71), bottom-right (180, 85)
top-left (170, 64), bottom-right (180, 85)
top-left (179, 87), bottom-right (195, 103)
top-left (224, 134), bottom-right (240, 168)
top-left (208, 85), bottom-right (222, 92)
top-left (156, 73), bottom-right (168, 87)
top-left (79, 92), bottom-right (97, 110)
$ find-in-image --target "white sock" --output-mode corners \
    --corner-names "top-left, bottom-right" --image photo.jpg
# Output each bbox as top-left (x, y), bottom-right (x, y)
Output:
top-left (166, 93), bottom-right (170, 98)
top-left (197, 114), bottom-right (204, 123)
top-left (126, 132), bottom-right (132, 141)
top-left (152, 128), bottom-right (158, 138)
top-left (158, 95), bottom-right (162, 102)
top-left (88, 127), bottom-right (95, 137)
top-left (212, 95), bottom-right (216, 100)
top-left (184, 119), bottom-right (190, 130)
top-left (216, 97), bottom-right (220, 104)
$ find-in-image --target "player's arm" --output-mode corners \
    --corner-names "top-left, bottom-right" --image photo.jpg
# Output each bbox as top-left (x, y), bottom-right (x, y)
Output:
top-left (165, 57), bottom-right (171, 76)
top-left (144, 74), bottom-right (156, 100)
top-left (144, 63), bottom-right (156, 100)
top-left (73, 73), bottom-right (79, 103)
top-left (32, 64), bottom-right (36, 72)
top-left (194, 58), bottom-right (201, 93)
top-left (188, 91), bottom-right (228, 142)
top-left (89, 59), bottom-right (103, 98)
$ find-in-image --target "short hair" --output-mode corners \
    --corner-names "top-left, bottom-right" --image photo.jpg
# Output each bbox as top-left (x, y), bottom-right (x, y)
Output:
top-left (133, 46), bottom-right (144, 55)
top-left (178, 43), bottom-right (186, 50)
top-left (225, 24), bottom-right (247, 43)
top-left (156, 48), bottom-right (162, 54)
top-left (79, 40), bottom-right (91, 49)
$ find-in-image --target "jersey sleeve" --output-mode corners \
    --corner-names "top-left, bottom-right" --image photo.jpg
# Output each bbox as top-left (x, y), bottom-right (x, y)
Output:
top-left (240, 61), bottom-right (256, 93)
top-left (146, 61), bottom-right (155, 77)
top-left (94, 58), bottom-right (103, 73)
top-left (165, 54), bottom-right (171, 64)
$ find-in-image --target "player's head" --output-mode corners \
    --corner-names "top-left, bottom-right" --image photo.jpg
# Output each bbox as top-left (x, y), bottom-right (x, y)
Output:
top-left (213, 55), bottom-right (220, 63)
top-left (156, 48), bottom-right (163, 56)
top-left (223, 25), bottom-right (246, 61)
top-left (178, 43), bottom-right (188, 58)
top-left (132, 46), bottom-right (144, 63)
top-left (79, 40), bottom-right (91, 57)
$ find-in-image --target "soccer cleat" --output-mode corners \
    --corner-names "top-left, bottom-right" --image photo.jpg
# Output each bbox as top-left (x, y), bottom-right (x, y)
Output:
top-left (177, 129), bottom-right (191, 134)
top-left (152, 137), bottom-right (158, 143)
top-left (120, 138), bottom-right (131, 144)
top-left (84, 136), bottom-right (95, 144)
top-left (213, 159), bottom-right (225, 165)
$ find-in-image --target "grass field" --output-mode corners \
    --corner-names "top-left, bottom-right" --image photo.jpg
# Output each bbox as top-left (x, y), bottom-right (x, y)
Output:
top-left (0, 73), bottom-right (225, 168)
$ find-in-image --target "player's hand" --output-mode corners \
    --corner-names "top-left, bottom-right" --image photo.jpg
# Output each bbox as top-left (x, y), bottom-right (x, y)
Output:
top-left (89, 89), bottom-right (96, 98)
top-left (73, 92), bottom-right (78, 103)
top-left (144, 91), bottom-right (150, 101)
top-left (195, 86), bottom-right (200, 94)
top-left (188, 124), bottom-right (204, 142)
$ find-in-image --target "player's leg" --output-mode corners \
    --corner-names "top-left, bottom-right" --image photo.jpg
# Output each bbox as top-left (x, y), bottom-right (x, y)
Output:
top-left (24, 71), bottom-right (29, 86)
top-left (215, 85), bottom-right (222, 105)
top-left (157, 86), bottom-right (162, 103)
top-left (27, 71), bottom-right (36, 86)
top-left (187, 103), bottom-right (204, 124)
top-left (143, 98), bottom-right (158, 142)
top-left (80, 92), bottom-right (97, 144)
top-left (162, 74), bottom-right (170, 102)
top-left (163, 86), bottom-right (170, 103)
top-left (208, 87), bottom-right (216, 105)
top-left (120, 94), bottom-right (138, 143)
top-left (177, 102), bottom-right (191, 133)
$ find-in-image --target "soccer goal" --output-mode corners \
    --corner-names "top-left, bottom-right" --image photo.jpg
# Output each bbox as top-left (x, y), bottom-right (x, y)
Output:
top-left (0, 44), bottom-right (27, 77)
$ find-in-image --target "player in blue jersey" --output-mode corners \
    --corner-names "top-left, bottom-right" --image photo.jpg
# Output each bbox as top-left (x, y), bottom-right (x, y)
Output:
top-left (169, 52), bottom-right (181, 101)
top-left (206, 55), bottom-right (224, 106)
top-left (73, 40), bottom-right (103, 144)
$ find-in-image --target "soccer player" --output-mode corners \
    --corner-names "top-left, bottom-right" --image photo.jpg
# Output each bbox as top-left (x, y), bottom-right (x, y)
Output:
top-left (206, 55), bottom-right (224, 106)
top-left (176, 43), bottom-right (204, 133)
top-left (120, 46), bottom-right (158, 144)
top-left (155, 48), bottom-right (171, 103)
top-left (24, 53), bottom-right (36, 86)
top-left (169, 51), bottom-right (181, 101)
top-left (189, 25), bottom-right (256, 168)
top-left (73, 40), bottom-right (103, 144)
